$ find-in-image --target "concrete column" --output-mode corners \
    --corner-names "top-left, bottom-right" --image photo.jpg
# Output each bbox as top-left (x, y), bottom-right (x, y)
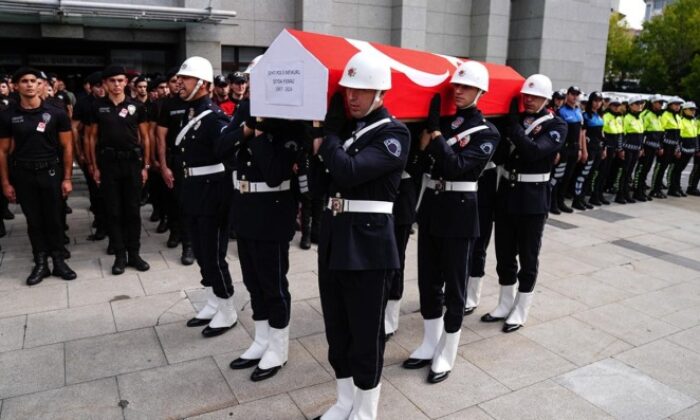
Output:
top-left (469, 0), bottom-right (510, 64)
top-left (391, 0), bottom-right (428, 50)
top-left (296, 0), bottom-right (332, 33)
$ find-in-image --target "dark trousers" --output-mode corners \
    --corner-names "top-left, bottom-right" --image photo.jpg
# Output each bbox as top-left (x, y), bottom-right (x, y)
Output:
top-left (82, 163), bottom-right (106, 231)
top-left (318, 267), bottom-right (389, 390)
top-left (556, 149), bottom-right (579, 201)
top-left (618, 149), bottom-right (640, 198)
top-left (651, 144), bottom-right (677, 192)
top-left (98, 156), bottom-right (142, 254)
top-left (470, 168), bottom-right (497, 277)
top-left (237, 238), bottom-right (291, 328)
top-left (188, 212), bottom-right (234, 299)
top-left (574, 155), bottom-right (596, 197)
top-left (388, 223), bottom-right (412, 301)
top-left (147, 168), bottom-right (167, 219)
top-left (593, 146), bottom-right (616, 198)
top-left (689, 155), bottom-right (700, 192)
top-left (12, 165), bottom-right (64, 254)
top-left (670, 152), bottom-right (693, 193)
top-left (417, 225), bottom-right (473, 333)
top-left (494, 209), bottom-right (547, 293)
top-left (634, 146), bottom-right (658, 194)
top-left (166, 154), bottom-right (190, 245)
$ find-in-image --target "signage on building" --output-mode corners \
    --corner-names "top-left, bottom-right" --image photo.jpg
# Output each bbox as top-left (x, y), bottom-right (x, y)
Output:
top-left (28, 55), bottom-right (106, 67)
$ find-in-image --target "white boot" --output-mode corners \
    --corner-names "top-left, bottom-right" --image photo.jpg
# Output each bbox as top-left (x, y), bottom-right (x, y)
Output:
top-left (403, 317), bottom-right (443, 368)
top-left (319, 377), bottom-right (355, 420)
top-left (384, 299), bottom-right (401, 336)
top-left (503, 292), bottom-right (534, 332)
top-left (428, 329), bottom-right (461, 383)
top-left (465, 276), bottom-right (483, 312)
top-left (349, 384), bottom-right (381, 420)
top-left (481, 285), bottom-right (517, 321)
top-left (258, 325), bottom-right (289, 370)
top-left (208, 297), bottom-right (238, 328)
top-left (195, 287), bottom-right (219, 320)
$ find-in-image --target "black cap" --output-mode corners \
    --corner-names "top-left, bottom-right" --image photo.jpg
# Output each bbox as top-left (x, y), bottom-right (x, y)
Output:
top-left (166, 66), bottom-right (180, 80)
top-left (214, 74), bottom-right (228, 87)
top-left (86, 71), bottom-right (102, 86)
top-left (567, 86), bottom-right (581, 95)
top-left (12, 67), bottom-right (42, 83)
top-left (102, 65), bottom-right (127, 80)
top-left (588, 91), bottom-right (603, 101)
top-left (552, 91), bottom-right (565, 100)
top-left (134, 76), bottom-right (149, 85)
top-left (148, 77), bottom-right (165, 91)
top-left (227, 71), bottom-right (247, 83)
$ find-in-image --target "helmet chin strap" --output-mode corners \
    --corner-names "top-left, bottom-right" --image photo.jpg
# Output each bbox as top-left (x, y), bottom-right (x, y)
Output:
top-left (457, 90), bottom-right (482, 110)
top-left (536, 98), bottom-right (548, 113)
top-left (363, 90), bottom-right (383, 118)
top-left (185, 79), bottom-right (204, 102)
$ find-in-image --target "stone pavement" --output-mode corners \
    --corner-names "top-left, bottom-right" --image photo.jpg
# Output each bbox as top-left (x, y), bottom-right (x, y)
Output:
top-left (1, 185), bottom-right (700, 419)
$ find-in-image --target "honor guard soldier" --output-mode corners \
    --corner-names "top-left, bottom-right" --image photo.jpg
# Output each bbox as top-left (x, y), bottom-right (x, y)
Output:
top-left (220, 117), bottom-right (302, 381)
top-left (616, 95), bottom-right (645, 204)
top-left (403, 61), bottom-right (499, 384)
top-left (650, 96), bottom-right (684, 198)
top-left (314, 52), bottom-right (409, 420)
top-left (0, 67), bottom-right (77, 285)
top-left (87, 65), bottom-right (151, 275)
top-left (591, 97), bottom-right (624, 205)
top-left (175, 57), bottom-right (238, 338)
top-left (156, 67), bottom-right (195, 265)
top-left (481, 74), bottom-right (567, 332)
top-left (634, 94), bottom-right (665, 201)
top-left (669, 101), bottom-right (698, 196)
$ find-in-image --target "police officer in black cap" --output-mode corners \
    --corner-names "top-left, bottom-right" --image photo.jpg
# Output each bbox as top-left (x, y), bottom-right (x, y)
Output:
top-left (550, 86), bottom-right (583, 214)
top-left (404, 61), bottom-right (499, 384)
top-left (314, 51), bottom-right (409, 420)
top-left (156, 67), bottom-right (195, 264)
top-left (174, 56), bottom-right (238, 338)
top-left (481, 74), bottom-right (566, 333)
top-left (86, 65), bottom-right (151, 275)
top-left (0, 67), bottom-right (77, 285)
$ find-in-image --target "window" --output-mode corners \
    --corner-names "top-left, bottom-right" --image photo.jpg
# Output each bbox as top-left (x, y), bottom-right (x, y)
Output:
top-left (222, 46), bottom-right (266, 74)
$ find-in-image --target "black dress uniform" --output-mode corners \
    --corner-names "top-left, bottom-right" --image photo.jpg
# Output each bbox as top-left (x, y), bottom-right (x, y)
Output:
top-left (0, 95), bottom-right (77, 284)
top-left (482, 107), bottom-right (567, 331)
top-left (318, 103), bottom-right (409, 392)
top-left (221, 118), bottom-right (300, 381)
top-left (87, 91), bottom-right (150, 274)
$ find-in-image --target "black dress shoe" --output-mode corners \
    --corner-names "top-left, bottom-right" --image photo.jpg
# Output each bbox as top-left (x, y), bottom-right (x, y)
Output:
top-left (668, 190), bottom-right (682, 197)
top-left (646, 194), bottom-right (654, 201)
top-left (402, 358), bottom-right (431, 369)
top-left (107, 243), bottom-right (115, 255)
top-left (503, 323), bottom-right (522, 333)
top-left (166, 232), bottom-right (181, 248)
top-left (51, 253), bottom-right (77, 280)
top-left (65, 205), bottom-right (73, 214)
top-left (300, 235), bottom-right (311, 250)
top-left (427, 370), bottom-right (450, 384)
top-left (679, 190), bottom-right (687, 197)
top-left (2, 207), bottom-right (14, 220)
top-left (688, 189), bottom-right (700, 196)
top-left (0, 220), bottom-right (6, 238)
top-left (112, 254), bottom-right (127, 275)
top-left (202, 321), bottom-right (237, 338)
top-left (600, 196), bottom-right (611, 205)
top-left (549, 206), bottom-right (561, 215)
top-left (186, 317), bottom-right (211, 327)
top-left (650, 190), bottom-right (665, 199)
top-left (584, 202), bottom-right (595, 209)
top-left (62, 246), bottom-right (71, 259)
top-left (558, 202), bottom-right (574, 213)
top-left (625, 196), bottom-right (636, 203)
top-left (26, 253), bottom-right (50, 286)
top-left (149, 210), bottom-right (160, 222)
top-left (251, 364), bottom-right (284, 382)
top-left (571, 198), bottom-right (587, 211)
top-left (588, 196), bottom-right (602, 206)
top-left (155, 219), bottom-right (168, 234)
top-left (614, 195), bottom-right (627, 204)
top-left (480, 313), bottom-right (505, 323)
top-left (181, 245), bottom-right (195, 266)
top-left (230, 357), bottom-right (260, 369)
top-left (384, 332), bottom-right (394, 342)
top-left (464, 306), bottom-right (476, 315)
top-left (127, 254), bottom-right (150, 271)
top-left (633, 194), bottom-right (647, 202)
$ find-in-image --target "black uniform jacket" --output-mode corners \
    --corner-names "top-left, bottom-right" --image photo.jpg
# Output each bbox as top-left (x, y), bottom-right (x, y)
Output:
top-left (177, 96), bottom-right (231, 216)
top-left (497, 110), bottom-right (568, 215)
top-left (417, 107), bottom-right (500, 238)
top-left (318, 106), bottom-right (410, 271)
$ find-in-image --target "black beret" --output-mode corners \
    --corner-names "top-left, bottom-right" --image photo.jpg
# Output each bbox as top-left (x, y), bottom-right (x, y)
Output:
top-left (12, 67), bottom-right (42, 83)
top-left (102, 65), bottom-right (127, 80)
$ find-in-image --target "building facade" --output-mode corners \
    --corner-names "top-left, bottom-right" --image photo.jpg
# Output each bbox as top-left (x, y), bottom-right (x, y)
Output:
top-left (0, 0), bottom-right (613, 93)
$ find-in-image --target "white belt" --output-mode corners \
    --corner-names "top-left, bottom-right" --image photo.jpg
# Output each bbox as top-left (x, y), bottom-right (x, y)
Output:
top-left (426, 179), bottom-right (478, 192)
top-left (185, 163), bottom-right (225, 177)
top-left (327, 198), bottom-right (393, 215)
top-left (502, 172), bottom-right (551, 183)
top-left (233, 171), bottom-right (291, 193)
top-left (401, 171), bottom-right (411, 180)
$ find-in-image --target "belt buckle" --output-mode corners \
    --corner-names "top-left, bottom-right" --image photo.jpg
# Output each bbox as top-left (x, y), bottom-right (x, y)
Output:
top-left (434, 181), bottom-right (445, 192)
top-left (238, 180), bottom-right (250, 193)
top-left (509, 173), bottom-right (517, 181)
top-left (330, 197), bottom-right (344, 215)
top-left (184, 168), bottom-right (189, 178)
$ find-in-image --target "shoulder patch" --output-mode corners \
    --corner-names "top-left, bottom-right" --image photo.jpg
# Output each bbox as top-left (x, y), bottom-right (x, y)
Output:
top-left (480, 142), bottom-right (494, 155)
top-left (383, 138), bottom-right (402, 158)
top-left (549, 130), bottom-right (562, 143)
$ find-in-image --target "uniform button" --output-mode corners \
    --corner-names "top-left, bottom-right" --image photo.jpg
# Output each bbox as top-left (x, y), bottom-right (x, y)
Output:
top-left (511, 183), bottom-right (515, 187)
top-left (335, 192), bottom-right (341, 198)
top-left (246, 162), bottom-right (251, 166)
top-left (181, 148), bottom-right (185, 153)
top-left (354, 149), bottom-right (359, 153)
top-left (434, 191), bottom-right (439, 195)
top-left (242, 175), bottom-right (246, 180)
top-left (182, 162), bottom-right (186, 167)
top-left (325, 169), bottom-right (329, 173)
top-left (366, 223), bottom-right (370, 227)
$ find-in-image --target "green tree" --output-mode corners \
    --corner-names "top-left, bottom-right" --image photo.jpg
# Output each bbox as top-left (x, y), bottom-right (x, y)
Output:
top-left (604, 12), bottom-right (641, 91)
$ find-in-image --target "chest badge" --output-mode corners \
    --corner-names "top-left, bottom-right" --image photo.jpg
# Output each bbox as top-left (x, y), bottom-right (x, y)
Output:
top-left (188, 108), bottom-right (195, 120)
top-left (36, 122), bottom-right (46, 132)
top-left (451, 116), bottom-right (464, 130)
top-left (193, 120), bottom-right (202, 131)
top-left (42, 113), bottom-right (52, 124)
top-left (119, 108), bottom-right (128, 118)
top-left (127, 104), bottom-right (136, 115)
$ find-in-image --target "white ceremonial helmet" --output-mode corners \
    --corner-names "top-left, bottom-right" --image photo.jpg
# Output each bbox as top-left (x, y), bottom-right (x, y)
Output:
top-left (450, 60), bottom-right (489, 92)
top-left (520, 74), bottom-right (553, 99)
top-left (176, 56), bottom-right (213, 84)
top-left (339, 51), bottom-right (392, 91)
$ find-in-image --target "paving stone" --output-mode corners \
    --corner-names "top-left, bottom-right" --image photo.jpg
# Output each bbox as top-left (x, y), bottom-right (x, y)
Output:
top-left (572, 303), bottom-right (680, 346)
top-left (0, 284), bottom-right (67, 318)
top-left (383, 356), bottom-right (509, 418)
top-left (290, 379), bottom-right (429, 420)
top-left (67, 275), bottom-right (145, 307)
top-left (213, 340), bottom-right (331, 403)
top-left (111, 291), bottom-right (195, 331)
top-left (237, 301), bottom-right (324, 342)
top-left (527, 286), bottom-right (589, 322)
top-left (63, 257), bottom-right (103, 280)
top-left (459, 333), bottom-right (575, 390)
top-left (620, 282), bottom-right (700, 318)
top-left (520, 316), bottom-right (632, 366)
top-left (138, 265), bottom-right (204, 295)
top-left (287, 270), bottom-right (320, 301)
top-left (119, 358), bottom-right (237, 420)
top-left (0, 315), bottom-right (25, 352)
top-left (629, 258), bottom-right (700, 283)
top-left (0, 378), bottom-right (121, 420)
top-left (539, 253), bottom-right (599, 277)
top-left (662, 305), bottom-right (700, 330)
top-left (591, 264), bottom-right (675, 294)
top-left (672, 404), bottom-right (700, 420)
top-left (438, 406), bottom-right (495, 420)
top-left (545, 275), bottom-right (630, 307)
top-left (667, 325), bottom-right (700, 355)
top-left (155, 319), bottom-right (250, 364)
top-left (187, 394), bottom-right (304, 420)
top-left (480, 379), bottom-right (614, 420)
top-left (556, 358), bottom-right (696, 420)
top-left (616, 339), bottom-right (700, 399)
top-left (0, 344), bottom-right (64, 399)
top-left (65, 328), bottom-right (166, 384)
top-left (24, 302), bottom-right (116, 348)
